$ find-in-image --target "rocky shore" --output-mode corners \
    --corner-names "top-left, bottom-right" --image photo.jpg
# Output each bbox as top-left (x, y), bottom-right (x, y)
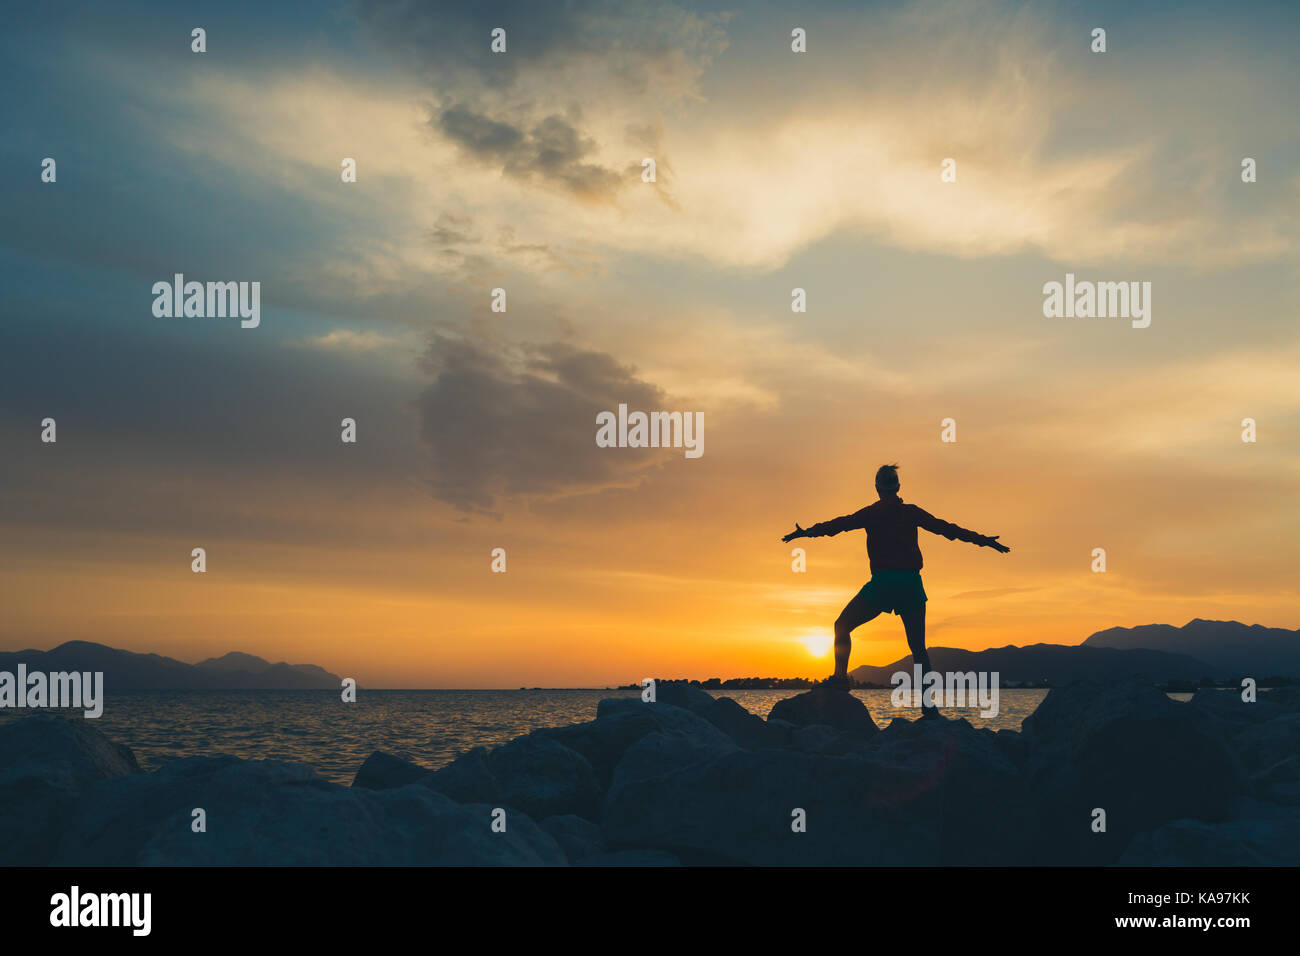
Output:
top-left (2, 680), bottom-right (1296, 865)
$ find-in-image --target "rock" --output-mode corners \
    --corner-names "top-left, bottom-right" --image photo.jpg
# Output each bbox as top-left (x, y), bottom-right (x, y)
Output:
top-left (701, 696), bottom-right (792, 749)
top-left (352, 751), bottom-right (432, 790)
top-left (1119, 801), bottom-right (1300, 866)
top-left (54, 755), bottom-right (565, 866)
top-left (605, 747), bottom-right (939, 865)
top-left (422, 747), bottom-right (498, 804)
top-left (1262, 686), bottom-right (1300, 711)
top-left (419, 737), bottom-right (603, 821)
top-left (1189, 688), bottom-right (1283, 729)
top-left (596, 697), bottom-right (737, 743)
top-left (0, 714), bottom-right (140, 865)
top-left (602, 715), bottom-right (1029, 865)
top-left (767, 686), bottom-right (879, 739)
top-left (1022, 680), bottom-right (1247, 864)
top-left (789, 723), bottom-right (873, 757)
top-left (485, 736), bottom-right (602, 822)
top-left (992, 729), bottom-right (1029, 767)
top-left (1252, 756), bottom-right (1300, 806)
top-left (607, 729), bottom-right (737, 790)
top-left (866, 716), bottom-right (1031, 865)
top-left (576, 849), bottom-right (681, 866)
top-left (21, 671), bottom-right (1291, 867)
top-left (540, 814), bottom-right (606, 862)
top-left (433, 709), bottom-right (722, 816)
top-left (53, 755), bottom-right (267, 864)
top-left (1233, 714), bottom-right (1300, 775)
top-left (535, 711), bottom-right (664, 788)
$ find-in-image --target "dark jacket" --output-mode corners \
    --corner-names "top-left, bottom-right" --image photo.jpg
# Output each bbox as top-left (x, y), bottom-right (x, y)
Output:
top-left (804, 496), bottom-right (991, 573)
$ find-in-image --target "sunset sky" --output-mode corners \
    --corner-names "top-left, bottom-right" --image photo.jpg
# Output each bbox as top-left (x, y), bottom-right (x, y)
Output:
top-left (2, 0), bottom-right (1298, 687)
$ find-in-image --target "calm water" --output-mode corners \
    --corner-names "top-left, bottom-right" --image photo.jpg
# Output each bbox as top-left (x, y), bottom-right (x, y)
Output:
top-left (0, 687), bottom-right (1056, 784)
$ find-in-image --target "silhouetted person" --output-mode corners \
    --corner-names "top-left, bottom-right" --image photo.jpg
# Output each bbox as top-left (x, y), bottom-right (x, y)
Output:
top-left (782, 464), bottom-right (1010, 717)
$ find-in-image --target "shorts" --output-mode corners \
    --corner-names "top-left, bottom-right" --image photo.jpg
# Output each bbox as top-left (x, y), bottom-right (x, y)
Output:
top-left (840, 569), bottom-right (927, 620)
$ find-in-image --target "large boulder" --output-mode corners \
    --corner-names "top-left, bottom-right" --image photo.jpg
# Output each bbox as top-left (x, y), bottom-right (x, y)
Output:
top-left (54, 755), bottom-right (241, 865)
top-left (484, 736), bottom-right (602, 821)
top-left (768, 686), bottom-right (879, 739)
top-left (701, 696), bottom-right (793, 749)
top-left (643, 686), bottom-right (795, 749)
top-left (595, 698), bottom-right (737, 747)
top-left (414, 736), bottom-right (602, 822)
top-left (862, 716), bottom-right (1031, 864)
top-left (535, 711), bottom-right (665, 788)
top-left (54, 755), bottom-right (565, 866)
top-left (607, 728), bottom-right (737, 790)
top-left (0, 714), bottom-right (140, 865)
top-left (602, 714), bottom-right (1028, 866)
top-left (533, 697), bottom-right (739, 791)
top-left (604, 747), bottom-right (939, 865)
top-left (351, 751), bottom-right (432, 790)
top-left (1022, 680), bottom-right (1247, 864)
top-left (422, 747), bottom-right (498, 804)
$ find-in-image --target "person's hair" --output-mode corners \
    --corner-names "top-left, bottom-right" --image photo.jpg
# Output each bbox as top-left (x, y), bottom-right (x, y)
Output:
top-left (875, 463), bottom-right (900, 491)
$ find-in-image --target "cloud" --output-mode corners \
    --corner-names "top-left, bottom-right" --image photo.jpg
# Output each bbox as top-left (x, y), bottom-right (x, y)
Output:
top-left (84, 0), bottom-right (1296, 302)
top-left (359, 0), bottom-right (723, 211)
top-left (426, 213), bottom-right (480, 247)
top-left (414, 332), bottom-right (676, 512)
top-left (436, 106), bottom-right (623, 201)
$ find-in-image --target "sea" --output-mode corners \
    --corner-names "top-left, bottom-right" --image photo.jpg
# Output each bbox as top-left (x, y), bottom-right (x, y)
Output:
top-left (0, 687), bottom-right (1079, 785)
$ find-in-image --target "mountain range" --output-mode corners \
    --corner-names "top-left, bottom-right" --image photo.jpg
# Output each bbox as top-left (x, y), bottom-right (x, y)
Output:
top-left (850, 619), bottom-right (1299, 684)
top-left (1082, 618), bottom-right (1300, 677)
top-left (0, 641), bottom-right (341, 690)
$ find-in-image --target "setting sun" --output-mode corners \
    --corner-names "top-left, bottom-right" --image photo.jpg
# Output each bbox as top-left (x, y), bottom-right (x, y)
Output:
top-left (800, 634), bottom-right (834, 658)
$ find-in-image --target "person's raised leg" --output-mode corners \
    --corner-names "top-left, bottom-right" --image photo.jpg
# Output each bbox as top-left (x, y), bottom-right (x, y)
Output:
top-left (832, 589), bottom-right (882, 680)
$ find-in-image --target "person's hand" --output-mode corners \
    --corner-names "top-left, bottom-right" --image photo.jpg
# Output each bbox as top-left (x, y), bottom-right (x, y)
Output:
top-left (782, 523), bottom-right (807, 543)
top-left (986, 535), bottom-right (1011, 553)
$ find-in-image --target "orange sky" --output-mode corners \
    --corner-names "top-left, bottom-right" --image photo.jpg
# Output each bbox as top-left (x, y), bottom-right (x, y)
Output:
top-left (2, 1), bottom-right (1298, 686)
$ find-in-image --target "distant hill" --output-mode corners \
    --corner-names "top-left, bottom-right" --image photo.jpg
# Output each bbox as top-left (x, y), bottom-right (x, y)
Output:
top-left (1083, 619), bottom-right (1300, 677)
top-left (0, 641), bottom-right (341, 690)
top-left (850, 643), bottom-right (1220, 685)
top-left (196, 651), bottom-right (339, 686)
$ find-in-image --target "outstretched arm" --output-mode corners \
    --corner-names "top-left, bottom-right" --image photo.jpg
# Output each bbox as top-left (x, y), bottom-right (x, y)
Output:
top-left (781, 508), bottom-right (869, 543)
top-left (913, 506), bottom-right (1011, 553)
